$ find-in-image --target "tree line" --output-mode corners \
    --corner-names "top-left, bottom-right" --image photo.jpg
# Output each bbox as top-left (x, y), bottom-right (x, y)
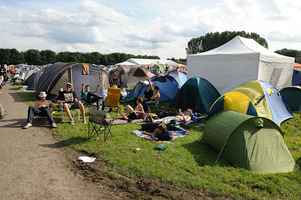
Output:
top-left (0, 48), bottom-right (160, 66)
top-left (186, 31), bottom-right (301, 63)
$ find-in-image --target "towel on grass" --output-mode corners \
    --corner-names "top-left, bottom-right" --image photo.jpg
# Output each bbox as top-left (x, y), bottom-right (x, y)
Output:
top-left (107, 118), bottom-right (144, 125)
top-left (131, 130), bottom-right (187, 141)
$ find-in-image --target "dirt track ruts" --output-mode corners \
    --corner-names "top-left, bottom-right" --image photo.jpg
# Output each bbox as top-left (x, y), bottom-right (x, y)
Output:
top-left (0, 83), bottom-right (119, 200)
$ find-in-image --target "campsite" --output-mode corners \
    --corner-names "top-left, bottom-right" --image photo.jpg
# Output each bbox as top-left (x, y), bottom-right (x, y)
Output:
top-left (1, 5), bottom-right (301, 197)
top-left (0, 51), bottom-right (300, 199)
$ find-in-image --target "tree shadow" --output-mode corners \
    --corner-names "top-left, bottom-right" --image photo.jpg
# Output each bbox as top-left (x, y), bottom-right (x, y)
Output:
top-left (39, 136), bottom-right (89, 149)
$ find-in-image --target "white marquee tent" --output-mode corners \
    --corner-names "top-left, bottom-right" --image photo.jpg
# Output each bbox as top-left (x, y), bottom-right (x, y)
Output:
top-left (187, 36), bottom-right (294, 94)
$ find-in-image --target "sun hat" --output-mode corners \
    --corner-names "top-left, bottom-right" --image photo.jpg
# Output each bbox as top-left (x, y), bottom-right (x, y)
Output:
top-left (39, 91), bottom-right (47, 98)
top-left (66, 82), bottom-right (72, 86)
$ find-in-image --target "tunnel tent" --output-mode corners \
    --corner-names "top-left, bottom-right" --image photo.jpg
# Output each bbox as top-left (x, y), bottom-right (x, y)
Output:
top-left (170, 77), bottom-right (220, 114)
top-left (202, 111), bottom-right (299, 173)
top-left (35, 62), bottom-right (112, 101)
top-left (280, 86), bottom-right (301, 111)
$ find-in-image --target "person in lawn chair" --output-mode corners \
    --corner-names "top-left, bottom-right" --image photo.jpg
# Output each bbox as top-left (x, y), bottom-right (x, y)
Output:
top-left (81, 82), bottom-right (102, 109)
top-left (23, 91), bottom-right (57, 129)
top-left (120, 97), bottom-right (145, 123)
top-left (57, 82), bottom-right (86, 125)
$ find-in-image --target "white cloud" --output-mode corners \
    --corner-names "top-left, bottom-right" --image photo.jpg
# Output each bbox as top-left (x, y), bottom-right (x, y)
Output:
top-left (1, 0), bottom-right (301, 60)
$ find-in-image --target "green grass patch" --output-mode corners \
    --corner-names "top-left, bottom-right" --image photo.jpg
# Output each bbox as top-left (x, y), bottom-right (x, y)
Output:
top-left (18, 89), bottom-right (301, 199)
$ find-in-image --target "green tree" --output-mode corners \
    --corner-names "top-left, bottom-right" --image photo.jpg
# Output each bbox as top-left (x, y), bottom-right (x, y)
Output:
top-left (186, 31), bottom-right (269, 54)
top-left (10, 48), bottom-right (25, 64)
top-left (0, 48), bottom-right (11, 64)
top-left (24, 49), bottom-right (41, 65)
top-left (40, 50), bottom-right (56, 64)
top-left (275, 48), bottom-right (301, 63)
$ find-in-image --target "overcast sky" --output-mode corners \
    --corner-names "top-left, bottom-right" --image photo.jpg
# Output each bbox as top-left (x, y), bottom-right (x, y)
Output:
top-left (0, 0), bottom-right (300, 60)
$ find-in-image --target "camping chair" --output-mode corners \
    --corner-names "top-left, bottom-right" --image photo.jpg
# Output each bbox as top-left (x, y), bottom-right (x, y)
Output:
top-left (104, 87), bottom-right (121, 115)
top-left (144, 100), bottom-right (160, 113)
top-left (88, 109), bottom-right (113, 142)
top-left (60, 103), bottom-right (80, 122)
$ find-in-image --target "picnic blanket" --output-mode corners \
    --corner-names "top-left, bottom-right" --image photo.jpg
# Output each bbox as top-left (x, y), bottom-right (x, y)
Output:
top-left (131, 130), bottom-right (187, 141)
top-left (107, 118), bottom-right (144, 125)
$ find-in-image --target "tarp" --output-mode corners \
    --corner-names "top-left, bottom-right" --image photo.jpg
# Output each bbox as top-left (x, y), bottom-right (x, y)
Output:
top-left (233, 80), bottom-right (293, 126)
top-left (188, 36), bottom-right (294, 94)
top-left (208, 92), bottom-right (258, 118)
top-left (280, 86), bottom-right (301, 111)
top-left (202, 111), bottom-right (299, 173)
top-left (170, 77), bottom-right (220, 114)
top-left (35, 63), bottom-right (111, 101)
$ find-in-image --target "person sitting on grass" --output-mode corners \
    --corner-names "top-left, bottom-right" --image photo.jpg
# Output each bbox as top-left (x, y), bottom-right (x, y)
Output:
top-left (150, 108), bottom-right (193, 124)
top-left (57, 82), bottom-right (86, 125)
top-left (24, 91), bottom-right (57, 129)
top-left (120, 97), bottom-right (145, 123)
top-left (142, 123), bottom-right (171, 141)
top-left (81, 82), bottom-right (102, 109)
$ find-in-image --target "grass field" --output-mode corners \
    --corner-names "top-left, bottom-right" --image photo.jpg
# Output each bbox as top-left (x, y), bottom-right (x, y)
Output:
top-left (17, 88), bottom-right (301, 199)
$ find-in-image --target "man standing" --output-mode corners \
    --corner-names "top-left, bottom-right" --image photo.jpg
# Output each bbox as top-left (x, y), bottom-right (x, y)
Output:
top-left (57, 82), bottom-right (86, 125)
top-left (24, 91), bottom-right (57, 129)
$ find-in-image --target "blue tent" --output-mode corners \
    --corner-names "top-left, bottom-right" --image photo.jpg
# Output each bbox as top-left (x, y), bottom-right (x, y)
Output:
top-left (166, 69), bottom-right (187, 87)
top-left (233, 80), bottom-right (293, 126)
top-left (292, 68), bottom-right (301, 86)
top-left (123, 73), bottom-right (186, 102)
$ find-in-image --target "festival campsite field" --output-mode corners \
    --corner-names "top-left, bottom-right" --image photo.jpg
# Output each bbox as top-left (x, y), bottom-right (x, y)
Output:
top-left (17, 88), bottom-right (301, 200)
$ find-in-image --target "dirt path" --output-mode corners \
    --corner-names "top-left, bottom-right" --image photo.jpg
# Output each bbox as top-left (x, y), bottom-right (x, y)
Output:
top-left (0, 84), bottom-right (119, 200)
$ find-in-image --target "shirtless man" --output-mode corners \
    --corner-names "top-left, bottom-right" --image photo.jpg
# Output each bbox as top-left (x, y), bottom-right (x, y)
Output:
top-left (120, 97), bottom-right (145, 122)
top-left (24, 91), bottom-right (57, 129)
top-left (152, 108), bottom-right (193, 123)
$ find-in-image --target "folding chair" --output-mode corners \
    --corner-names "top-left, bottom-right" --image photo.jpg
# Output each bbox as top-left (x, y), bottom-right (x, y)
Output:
top-left (145, 100), bottom-right (160, 113)
top-left (88, 109), bottom-right (113, 142)
top-left (104, 87), bottom-right (121, 115)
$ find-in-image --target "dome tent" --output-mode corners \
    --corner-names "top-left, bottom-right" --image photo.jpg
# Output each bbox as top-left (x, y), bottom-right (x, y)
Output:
top-left (280, 86), bottom-right (301, 111)
top-left (123, 73), bottom-right (186, 103)
top-left (35, 63), bottom-right (111, 101)
top-left (233, 80), bottom-right (293, 126)
top-left (208, 92), bottom-right (258, 118)
top-left (202, 111), bottom-right (299, 173)
top-left (170, 77), bottom-right (220, 114)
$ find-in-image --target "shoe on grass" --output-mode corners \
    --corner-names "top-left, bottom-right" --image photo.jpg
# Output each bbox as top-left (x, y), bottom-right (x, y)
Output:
top-left (24, 123), bottom-right (32, 129)
top-left (83, 118), bottom-right (86, 124)
top-left (51, 123), bottom-right (57, 128)
top-left (70, 120), bottom-right (75, 125)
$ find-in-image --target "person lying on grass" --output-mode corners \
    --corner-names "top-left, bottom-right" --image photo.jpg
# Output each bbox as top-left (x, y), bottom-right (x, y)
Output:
top-left (142, 123), bottom-right (171, 141)
top-left (151, 108), bottom-right (193, 123)
top-left (120, 97), bottom-right (145, 123)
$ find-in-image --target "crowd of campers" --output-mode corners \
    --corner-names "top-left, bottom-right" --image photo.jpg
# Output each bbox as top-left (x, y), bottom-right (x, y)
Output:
top-left (2, 36), bottom-right (301, 174)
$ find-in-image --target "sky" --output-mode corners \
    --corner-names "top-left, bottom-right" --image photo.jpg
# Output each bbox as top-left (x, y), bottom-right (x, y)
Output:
top-left (0, 0), bottom-right (301, 60)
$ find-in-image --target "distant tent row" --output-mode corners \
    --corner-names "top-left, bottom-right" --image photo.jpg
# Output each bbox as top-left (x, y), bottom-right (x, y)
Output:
top-left (35, 62), bottom-right (112, 101)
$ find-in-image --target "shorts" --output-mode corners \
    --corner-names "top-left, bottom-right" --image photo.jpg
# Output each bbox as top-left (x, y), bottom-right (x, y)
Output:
top-left (67, 102), bottom-right (79, 109)
top-left (128, 112), bottom-right (139, 120)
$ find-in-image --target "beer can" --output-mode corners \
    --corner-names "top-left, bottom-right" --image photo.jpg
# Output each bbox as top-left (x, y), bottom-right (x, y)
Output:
top-left (134, 148), bottom-right (140, 153)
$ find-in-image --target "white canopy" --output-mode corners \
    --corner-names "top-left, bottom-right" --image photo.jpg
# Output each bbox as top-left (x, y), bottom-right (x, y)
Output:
top-left (187, 36), bottom-right (294, 94)
top-left (115, 61), bottom-right (138, 66)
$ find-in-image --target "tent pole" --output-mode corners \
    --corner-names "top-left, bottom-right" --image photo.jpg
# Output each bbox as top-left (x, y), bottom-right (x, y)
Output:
top-left (214, 136), bottom-right (230, 165)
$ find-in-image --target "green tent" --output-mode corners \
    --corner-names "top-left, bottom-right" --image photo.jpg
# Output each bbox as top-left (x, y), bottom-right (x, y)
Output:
top-left (202, 111), bottom-right (299, 173)
top-left (170, 77), bottom-right (220, 114)
top-left (280, 86), bottom-right (301, 111)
